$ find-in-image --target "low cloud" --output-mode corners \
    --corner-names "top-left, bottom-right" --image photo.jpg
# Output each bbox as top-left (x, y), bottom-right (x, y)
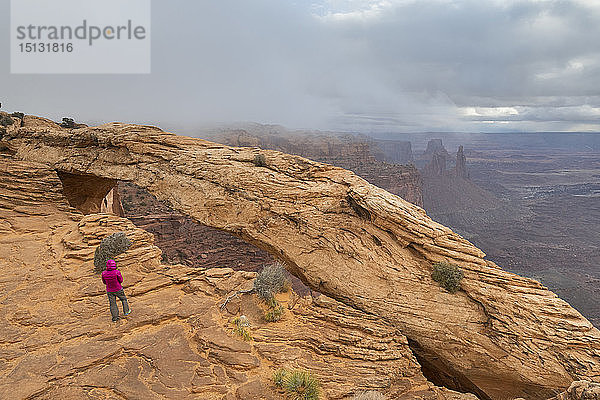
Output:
top-left (0, 0), bottom-right (598, 133)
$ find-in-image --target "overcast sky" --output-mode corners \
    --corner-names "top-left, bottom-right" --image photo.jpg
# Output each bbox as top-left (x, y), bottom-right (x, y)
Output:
top-left (1, 0), bottom-right (599, 134)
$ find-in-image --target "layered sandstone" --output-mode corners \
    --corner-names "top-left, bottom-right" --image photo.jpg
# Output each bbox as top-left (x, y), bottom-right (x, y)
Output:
top-left (206, 128), bottom-right (423, 207)
top-left (548, 381), bottom-right (600, 400)
top-left (0, 154), bottom-right (472, 399)
top-left (1, 115), bottom-right (600, 399)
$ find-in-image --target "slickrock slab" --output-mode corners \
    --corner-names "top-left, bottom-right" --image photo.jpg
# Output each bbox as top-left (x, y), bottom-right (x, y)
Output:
top-left (1, 114), bottom-right (599, 399)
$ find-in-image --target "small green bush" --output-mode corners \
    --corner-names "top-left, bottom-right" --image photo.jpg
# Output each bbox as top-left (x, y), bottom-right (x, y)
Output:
top-left (60, 117), bottom-right (75, 128)
top-left (93, 232), bottom-right (132, 273)
top-left (253, 153), bottom-right (267, 167)
top-left (232, 315), bottom-right (252, 341)
top-left (431, 262), bottom-right (464, 293)
top-left (233, 325), bottom-right (252, 341)
top-left (273, 368), bottom-right (287, 387)
top-left (265, 298), bottom-right (284, 322)
top-left (233, 315), bottom-right (250, 327)
top-left (283, 369), bottom-right (320, 400)
top-left (353, 391), bottom-right (386, 400)
top-left (254, 262), bottom-right (289, 302)
top-left (0, 114), bottom-right (14, 127)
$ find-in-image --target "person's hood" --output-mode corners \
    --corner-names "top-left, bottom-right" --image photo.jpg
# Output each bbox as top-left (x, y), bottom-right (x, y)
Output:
top-left (106, 259), bottom-right (117, 271)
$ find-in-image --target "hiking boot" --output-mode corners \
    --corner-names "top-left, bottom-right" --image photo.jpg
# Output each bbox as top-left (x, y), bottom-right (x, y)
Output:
top-left (124, 309), bottom-right (131, 316)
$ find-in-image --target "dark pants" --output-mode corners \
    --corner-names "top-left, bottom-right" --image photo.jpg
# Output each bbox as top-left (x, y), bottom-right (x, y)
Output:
top-left (107, 289), bottom-right (130, 321)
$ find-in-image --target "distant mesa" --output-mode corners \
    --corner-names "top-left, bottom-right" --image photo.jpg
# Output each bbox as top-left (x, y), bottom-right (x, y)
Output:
top-left (423, 138), bottom-right (450, 158)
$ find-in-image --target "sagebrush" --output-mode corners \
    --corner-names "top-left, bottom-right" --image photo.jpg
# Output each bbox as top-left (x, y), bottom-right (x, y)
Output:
top-left (60, 117), bottom-right (75, 128)
top-left (233, 315), bottom-right (250, 327)
top-left (273, 368), bottom-right (320, 400)
top-left (93, 232), bottom-right (132, 273)
top-left (233, 325), bottom-right (252, 341)
top-left (254, 262), bottom-right (289, 301)
top-left (353, 391), bottom-right (386, 400)
top-left (431, 262), bottom-right (464, 293)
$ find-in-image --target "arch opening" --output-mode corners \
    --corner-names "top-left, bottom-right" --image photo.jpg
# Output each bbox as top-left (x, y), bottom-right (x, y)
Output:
top-left (117, 181), bottom-right (311, 294)
top-left (56, 169), bottom-right (310, 294)
top-left (408, 339), bottom-right (491, 400)
top-left (57, 170), bottom-right (123, 215)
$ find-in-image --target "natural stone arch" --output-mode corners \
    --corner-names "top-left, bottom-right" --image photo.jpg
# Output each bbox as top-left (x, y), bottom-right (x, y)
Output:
top-left (4, 116), bottom-right (600, 400)
top-left (56, 170), bottom-right (119, 215)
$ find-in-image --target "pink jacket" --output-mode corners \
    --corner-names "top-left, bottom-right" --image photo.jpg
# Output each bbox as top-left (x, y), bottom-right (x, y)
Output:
top-left (101, 264), bottom-right (123, 292)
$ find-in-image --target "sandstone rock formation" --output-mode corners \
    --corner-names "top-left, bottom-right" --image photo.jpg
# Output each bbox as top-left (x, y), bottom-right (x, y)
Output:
top-left (206, 127), bottom-right (423, 207)
top-left (1, 115), bottom-right (600, 399)
top-left (418, 139), bottom-right (512, 243)
top-left (422, 139), bottom-right (450, 160)
top-left (453, 146), bottom-right (469, 179)
top-left (0, 149), bottom-right (474, 399)
top-left (421, 141), bottom-right (468, 180)
top-left (548, 381), bottom-right (600, 400)
top-left (100, 187), bottom-right (125, 216)
top-left (423, 150), bottom-right (448, 177)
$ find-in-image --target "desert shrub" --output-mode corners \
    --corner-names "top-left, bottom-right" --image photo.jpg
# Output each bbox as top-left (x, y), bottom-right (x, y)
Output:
top-left (60, 117), bottom-right (75, 128)
top-left (233, 325), bottom-right (252, 341)
top-left (10, 112), bottom-right (24, 120)
top-left (264, 297), bottom-right (284, 322)
top-left (0, 114), bottom-right (14, 127)
top-left (93, 232), bottom-right (132, 273)
top-left (253, 153), bottom-right (267, 167)
top-left (431, 262), bottom-right (464, 293)
top-left (282, 369), bottom-right (320, 400)
top-left (233, 315), bottom-right (250, 327)
top-left (254, 262), bottom-right (289, 301)
top-left (353, 391), bottom-right (386, 400)
top-left (273, 368), bottom-right (287, 387)
top-left (232, 315), bottom-right (252, 341)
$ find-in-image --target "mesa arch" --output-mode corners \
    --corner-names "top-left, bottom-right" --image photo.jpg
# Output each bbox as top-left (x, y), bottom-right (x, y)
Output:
top-left (3, 115), bottom-right (600, 399)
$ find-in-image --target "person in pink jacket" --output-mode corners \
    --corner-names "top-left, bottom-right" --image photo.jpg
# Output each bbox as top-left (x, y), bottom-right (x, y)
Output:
top-left (101, 259), bottom-right (130, 322)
